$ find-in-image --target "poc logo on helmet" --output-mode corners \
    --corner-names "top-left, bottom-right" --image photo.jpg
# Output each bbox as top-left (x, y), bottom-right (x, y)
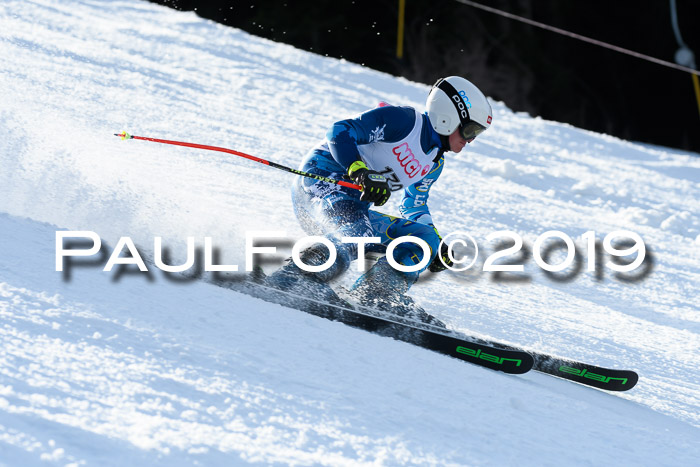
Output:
top-left (452, 90), bottom-right (473, 119)
top-left (451, 94), bottom-right (469, 119)
top-left (458, 90), bottom-right (473, 108)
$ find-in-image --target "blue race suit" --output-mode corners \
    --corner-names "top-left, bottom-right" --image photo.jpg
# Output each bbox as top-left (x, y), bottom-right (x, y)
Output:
top-left (292, 104), bottom-right (446, 282)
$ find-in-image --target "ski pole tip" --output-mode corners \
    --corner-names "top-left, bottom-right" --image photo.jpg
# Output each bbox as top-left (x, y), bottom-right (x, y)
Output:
top-left (115, 131), bottom-right (132, 140)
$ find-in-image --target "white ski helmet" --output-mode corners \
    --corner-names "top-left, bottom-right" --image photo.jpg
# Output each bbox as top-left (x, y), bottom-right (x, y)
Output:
top-left (426, 76), bottom-right (492, 140)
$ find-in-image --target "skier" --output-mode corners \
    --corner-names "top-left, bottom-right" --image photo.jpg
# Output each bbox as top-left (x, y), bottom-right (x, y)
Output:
top-left (265, 76), bottom-right (493, 324)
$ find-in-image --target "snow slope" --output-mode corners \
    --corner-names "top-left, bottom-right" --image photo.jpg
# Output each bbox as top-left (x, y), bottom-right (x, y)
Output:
top-left (1, 0), bottom-right (699, 465)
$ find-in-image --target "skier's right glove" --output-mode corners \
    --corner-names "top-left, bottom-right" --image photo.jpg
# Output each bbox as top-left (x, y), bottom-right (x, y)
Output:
top-left (348, 161), bottom-right (391, 206)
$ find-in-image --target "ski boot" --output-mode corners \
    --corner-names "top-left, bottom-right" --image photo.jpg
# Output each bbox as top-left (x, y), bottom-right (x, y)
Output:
top-left (348, 257), bottom-right (446, 328)
top-left (264, 243), bottom-right (350, 311)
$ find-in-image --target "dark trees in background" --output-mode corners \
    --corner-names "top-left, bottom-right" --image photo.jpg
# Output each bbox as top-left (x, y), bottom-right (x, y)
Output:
top-left (146, 0), bottom-right (700, 153)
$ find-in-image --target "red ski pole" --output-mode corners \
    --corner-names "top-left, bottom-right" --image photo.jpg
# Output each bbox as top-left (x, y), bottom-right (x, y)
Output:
top-left (114, 132), bottom-right (362, 191)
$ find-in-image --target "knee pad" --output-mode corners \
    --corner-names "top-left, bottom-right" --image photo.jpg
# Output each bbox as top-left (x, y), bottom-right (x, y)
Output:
top-left (390, 224), bottom-right (441, 270)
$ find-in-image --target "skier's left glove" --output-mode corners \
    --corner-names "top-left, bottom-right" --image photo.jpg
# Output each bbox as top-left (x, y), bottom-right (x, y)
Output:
top-left (429, 232), bottom-right (453, 273)
top-left (348, 161), bottom-right (391, 206)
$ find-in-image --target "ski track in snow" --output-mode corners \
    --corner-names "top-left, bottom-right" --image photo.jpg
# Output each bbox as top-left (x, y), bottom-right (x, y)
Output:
top-left (1, 0), bottom-right (699, 465)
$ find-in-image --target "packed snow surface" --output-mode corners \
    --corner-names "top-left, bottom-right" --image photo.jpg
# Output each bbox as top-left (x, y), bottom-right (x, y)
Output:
top-left (1, 0), bottom-right (699, 465)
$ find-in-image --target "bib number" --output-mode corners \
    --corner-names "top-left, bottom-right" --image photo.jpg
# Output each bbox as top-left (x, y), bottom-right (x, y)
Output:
top-left (379, 167), bottom-right (403, 191)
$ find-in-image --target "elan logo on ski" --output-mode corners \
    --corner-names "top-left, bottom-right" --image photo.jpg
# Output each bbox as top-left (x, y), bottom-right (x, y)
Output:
top-left (453, 345), bottom-right (532, 374)
top-left (456, 346), bottom-right (524, 366)
top-left (558, 366), bottom-right (629, 385)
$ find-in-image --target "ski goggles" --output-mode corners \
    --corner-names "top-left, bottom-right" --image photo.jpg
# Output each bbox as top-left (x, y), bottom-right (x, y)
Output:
top-left (458, 120), bottom-right (487, 142)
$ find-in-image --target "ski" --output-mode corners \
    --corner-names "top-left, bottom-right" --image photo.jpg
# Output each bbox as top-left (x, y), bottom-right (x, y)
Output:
top-left (528, 350), bottom-right (637, 391)
top-left (208, 275), bottom-right (637, 390)
top-left (211, 276), bottom-right (533, 375)
top-left (445, 332), bottom-right (639, 391)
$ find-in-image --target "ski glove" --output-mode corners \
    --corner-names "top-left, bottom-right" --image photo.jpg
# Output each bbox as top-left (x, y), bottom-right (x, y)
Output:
top-left (348, 161), bottom-right (391, 206)
top-left (429, 233), bottom-right (453, 273)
